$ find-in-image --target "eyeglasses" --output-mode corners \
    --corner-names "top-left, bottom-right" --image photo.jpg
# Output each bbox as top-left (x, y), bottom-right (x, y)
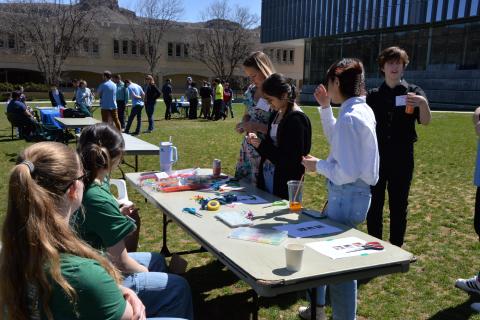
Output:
top-left (63, 173), bottom-right (86, 193)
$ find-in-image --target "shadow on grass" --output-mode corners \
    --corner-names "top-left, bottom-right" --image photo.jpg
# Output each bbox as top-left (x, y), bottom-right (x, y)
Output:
top-left (186, 259), bottom-right (304, 319)
top-left (427, 295), bottom-right (479, 320)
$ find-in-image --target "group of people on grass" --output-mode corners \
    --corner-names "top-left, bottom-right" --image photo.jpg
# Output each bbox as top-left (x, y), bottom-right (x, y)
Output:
top-left (6, 45), bottom-right (480, 319)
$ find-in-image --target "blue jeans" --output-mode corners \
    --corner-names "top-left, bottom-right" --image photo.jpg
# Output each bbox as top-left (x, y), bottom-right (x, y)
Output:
top-left (315, 179), bottom-right (371, 320)
top-left (145, 101), bottom-right (156, 131)
top-left (125, 104), bottom-right (143, 134)
top-left (123, 252), bottom-right (194, 320)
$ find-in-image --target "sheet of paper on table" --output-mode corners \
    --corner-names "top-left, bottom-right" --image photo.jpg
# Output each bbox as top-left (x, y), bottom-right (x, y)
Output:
top-left (273, 221), bottom-right (342, 238)
top-left (233, 195), bottom-right (269, 204)
top-left (306, 236), bottom-right (385, 259)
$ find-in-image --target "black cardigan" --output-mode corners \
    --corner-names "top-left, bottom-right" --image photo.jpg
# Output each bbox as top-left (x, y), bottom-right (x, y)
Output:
top-left (256, 110), bottom-right (312, 199)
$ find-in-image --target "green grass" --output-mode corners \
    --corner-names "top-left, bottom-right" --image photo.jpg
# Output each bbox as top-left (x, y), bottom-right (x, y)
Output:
top-left (1, 104), bottom-right (480, 319)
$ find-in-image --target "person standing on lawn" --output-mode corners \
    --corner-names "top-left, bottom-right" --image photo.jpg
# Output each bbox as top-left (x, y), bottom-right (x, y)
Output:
top-left (162, 78), bottom-right (173, 120)
top-left (223, 82), bottom-right (234, 118)
top-left (143, 75), bottom-right (161, 133)
top-left (199, 80), bottom-right (213, 119)
top-left (366, 46), bottom-right (431, 247)
top-left (124, 79), bottom-right (145, 136)
top-left (301, 58), bottom-right (379, 320)
top-left (113, 74), bottom-right (129, 130)
top-left (97, 71), bottom-right (121, 131)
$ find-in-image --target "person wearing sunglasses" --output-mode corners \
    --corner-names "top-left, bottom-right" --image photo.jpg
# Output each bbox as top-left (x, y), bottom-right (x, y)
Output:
top-left (0, 141), bottom-right (150, 319)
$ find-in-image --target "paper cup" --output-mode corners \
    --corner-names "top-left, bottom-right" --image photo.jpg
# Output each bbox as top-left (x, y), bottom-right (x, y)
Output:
top-left (285, 243), bottom-right (305, 272)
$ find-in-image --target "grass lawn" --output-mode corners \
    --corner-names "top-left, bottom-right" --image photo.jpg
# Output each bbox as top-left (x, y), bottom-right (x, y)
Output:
top-left (1, 104), bottom-right (480, 319)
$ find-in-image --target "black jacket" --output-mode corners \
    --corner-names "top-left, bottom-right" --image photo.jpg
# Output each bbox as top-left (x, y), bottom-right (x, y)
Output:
top-left (48, 90), bottom-right (67, 107)
top-left (144, 84), bottom-right (161, 104)
top-left (256, 110), bottom-right (312, 199)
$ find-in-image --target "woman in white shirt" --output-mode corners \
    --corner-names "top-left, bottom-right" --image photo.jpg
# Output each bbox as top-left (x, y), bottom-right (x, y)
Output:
top-left (76, 80), bottom-right (94, 116)
top-left (301, 58), bottom-right (379, 320)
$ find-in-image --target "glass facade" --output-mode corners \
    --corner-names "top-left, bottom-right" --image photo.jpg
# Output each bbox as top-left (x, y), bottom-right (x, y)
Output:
top-left (304, 20), bottom-right (480, 84)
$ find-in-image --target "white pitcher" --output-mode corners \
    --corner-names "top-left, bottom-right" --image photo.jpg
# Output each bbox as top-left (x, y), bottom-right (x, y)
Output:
top-left (159, 141), bottom-right (178, 173)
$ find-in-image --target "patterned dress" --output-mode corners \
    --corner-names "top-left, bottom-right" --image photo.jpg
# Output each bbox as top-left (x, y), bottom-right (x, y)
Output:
top-left (234, 85), bottom-right (272, 184)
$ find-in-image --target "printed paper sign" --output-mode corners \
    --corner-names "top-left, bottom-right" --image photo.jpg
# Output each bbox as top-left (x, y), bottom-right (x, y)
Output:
top-left (395, 95), bottom-right (407, 107)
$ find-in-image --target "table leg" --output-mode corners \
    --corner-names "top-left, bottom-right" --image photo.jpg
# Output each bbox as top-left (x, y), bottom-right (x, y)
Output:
top-left (135, 155), bottom-right (138, 172)
top-left (308, 288), bottom-right (317, 320)
top-left (251, 291), bottom-right (258, 320)
top-left (160, 213), bottom-right (172, 257)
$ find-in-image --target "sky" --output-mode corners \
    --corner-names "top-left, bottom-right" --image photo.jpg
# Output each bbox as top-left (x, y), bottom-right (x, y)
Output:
top-left (118, 0), bottom-right (261, 23)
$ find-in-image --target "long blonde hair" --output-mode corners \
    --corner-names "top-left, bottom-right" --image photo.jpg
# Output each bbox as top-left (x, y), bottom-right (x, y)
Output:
top-left (243, 51), bottom-right (276, 79)
top-left (0, 142), bottom-right (121, 320)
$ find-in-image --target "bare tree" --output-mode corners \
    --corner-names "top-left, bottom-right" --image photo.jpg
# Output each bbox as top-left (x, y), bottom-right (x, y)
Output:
top-left (0, 0), bottom-right (97, 85)
top-left (189, 0), bottom-right (259, 80)
top-left (128, 0), bottom-right (183, 80)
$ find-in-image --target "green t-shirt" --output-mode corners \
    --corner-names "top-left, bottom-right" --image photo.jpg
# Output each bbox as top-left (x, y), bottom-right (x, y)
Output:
top-left (44, 254), bottom-right (126, 320)
top-left (74, 179), bottom-right (135, 250)
top-left (215, 83), bottom-right (224, 100)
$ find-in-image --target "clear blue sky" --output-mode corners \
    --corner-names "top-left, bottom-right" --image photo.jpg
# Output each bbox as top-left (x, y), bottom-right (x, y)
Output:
top-left (118, 0), bottom-right (261, 23)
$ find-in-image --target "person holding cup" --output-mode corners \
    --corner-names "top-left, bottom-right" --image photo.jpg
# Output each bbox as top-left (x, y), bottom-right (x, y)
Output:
top-left (366, 46), bottom-right (431, 248)
top-left (247, 73), bottom-right (311, 199)
top-left (301, 58), bottom-right (379, 320)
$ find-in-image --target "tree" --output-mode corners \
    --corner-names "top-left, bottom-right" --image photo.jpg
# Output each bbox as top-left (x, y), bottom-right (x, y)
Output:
top-left (189, 0), bottom-right (259, 80)
top-left (0, 0), bottom-right (97, 85)
top-left (128, 0), bottom-right (183, 80)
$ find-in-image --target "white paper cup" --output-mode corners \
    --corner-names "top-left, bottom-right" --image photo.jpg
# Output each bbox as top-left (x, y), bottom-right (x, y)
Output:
top-left (285, 243), bottom-right (305, 272)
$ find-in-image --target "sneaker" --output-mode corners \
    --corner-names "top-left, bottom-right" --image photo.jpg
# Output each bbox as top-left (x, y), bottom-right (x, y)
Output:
top-left (298, 305), bottom-right (327, 320)
top-left (471, 303), bottom-right (480, 313)
top-left (455, 276), bottom-right (480, 294)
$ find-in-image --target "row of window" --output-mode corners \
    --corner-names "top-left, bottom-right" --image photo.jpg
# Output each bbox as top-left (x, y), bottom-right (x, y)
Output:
top-left (0, 35), bottom-right (16, 49)
top-left (113, 39), bottom-right (145, 56)
top-left (265, 48), bottom-right (295, 64)
top-left (167, 42), bottom-right (189, 58)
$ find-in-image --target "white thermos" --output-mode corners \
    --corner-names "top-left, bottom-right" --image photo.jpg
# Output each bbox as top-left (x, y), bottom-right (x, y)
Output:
top-left (159, 138), bottom-right (178, 173)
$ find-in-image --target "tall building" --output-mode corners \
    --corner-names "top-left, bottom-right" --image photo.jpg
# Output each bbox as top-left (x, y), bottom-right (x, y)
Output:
top-left (262, 0), bottom-right (480, 109)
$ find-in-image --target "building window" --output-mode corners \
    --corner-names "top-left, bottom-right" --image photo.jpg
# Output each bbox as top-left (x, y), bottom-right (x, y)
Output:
top-left (168, 42), bottom-right (173, 56)
top-left (276, 49), bottom-right (281, 62)
top-left (289, 49), bottom-right (295, 63)
top-left (92, 39), bottom-right (99, 54)
top-left (175, 43), bottom-right (181, 57)
top-left (7, 35), bottom-right (15, 49)
top-left (269, 48), bottom-right (274, 60)
top-left (140, 43), bottom-right (145, 55)
top-left (184, 43), bottom-right (189, 57)
top-left (0, 37), bottom-right (4, 48)
top-left (131, 41), bottom-right (137, 55)
top-left (113, 39), bottom-right (119, 55)
top-left (122, 40), bottom-right (128, 55)
top-left (83, 39), bottom-right (89, 52)
top-left (282, 50), bottom-right (287, 62)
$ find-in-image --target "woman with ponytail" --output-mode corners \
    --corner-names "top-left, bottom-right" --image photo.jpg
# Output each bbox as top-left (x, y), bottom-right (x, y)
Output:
top-left (75, 123), bottom-right (193, 320)
top-left (246, 73), bottom-right (312, 199)
top-left (0, 142), bottom-right (145, 319)
top-left (301, 58), bottom-right (379, 320)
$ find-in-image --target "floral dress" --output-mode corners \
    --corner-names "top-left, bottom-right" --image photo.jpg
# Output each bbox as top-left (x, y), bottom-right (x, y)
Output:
top-left (234, 85), bottom-right (272, 184)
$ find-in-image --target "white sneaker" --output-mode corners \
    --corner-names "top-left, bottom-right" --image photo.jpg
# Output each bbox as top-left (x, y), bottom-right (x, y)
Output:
top-left (298, 305), bottom-right (327, 320)
top-left (455, 276), bottom-right (480, 294)
top-left (471, 303), bottom-right (480, 312)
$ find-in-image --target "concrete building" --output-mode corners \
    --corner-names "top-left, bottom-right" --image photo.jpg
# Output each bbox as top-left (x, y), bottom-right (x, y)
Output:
top-left (262, 0), bottom-right (480, 109)
top-left (0, 0), bottom-right (304, 96)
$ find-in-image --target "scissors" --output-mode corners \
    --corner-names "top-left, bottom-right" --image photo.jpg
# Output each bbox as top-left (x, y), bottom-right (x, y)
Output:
top-left (346, 242), bottom-right (384, 253)
top-left (262, 200), bottom-right (288, 208)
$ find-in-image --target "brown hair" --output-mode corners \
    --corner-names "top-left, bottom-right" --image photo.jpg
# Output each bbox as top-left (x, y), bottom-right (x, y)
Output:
top-left (377, 46), bottom-right (410, 76)
top-left (325, 58), bottom-right (365, 98)
top-left (243, 51), bottom-right (276, 79)
top-left (145, 74), bottom-right (155, 84)
top-left (0, 142), bottom-right (121, 320)
top-left (77, 123), bottom-right (125, 186)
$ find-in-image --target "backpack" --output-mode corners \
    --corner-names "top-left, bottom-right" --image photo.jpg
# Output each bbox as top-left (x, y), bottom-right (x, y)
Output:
top-left (63, 108), bottom-right (86, 118)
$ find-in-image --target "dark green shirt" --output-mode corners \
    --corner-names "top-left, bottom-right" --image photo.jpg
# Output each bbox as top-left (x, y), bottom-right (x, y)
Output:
top-left (74, 178), bottom-right (135, 250)
top-left (44, 254), bottom-right (126, 320)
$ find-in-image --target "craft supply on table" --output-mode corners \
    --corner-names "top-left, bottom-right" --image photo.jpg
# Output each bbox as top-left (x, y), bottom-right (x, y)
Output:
top-left (262, 200), bottom-right (288, 208)
top-left (207, 200), bottom-right (221, 211)
top-left (182, 207), bottom-right (202, 217)
top-left (212, 159), bottom-right (221, 177)
top-left (215, 211), bottom-right (254, 227)
top-left (228, 227), bottom-right (287, 246)
top-left (306, 237), bottom-right (386, 259)
top-left (273, 221), bottom-right (342, 238)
